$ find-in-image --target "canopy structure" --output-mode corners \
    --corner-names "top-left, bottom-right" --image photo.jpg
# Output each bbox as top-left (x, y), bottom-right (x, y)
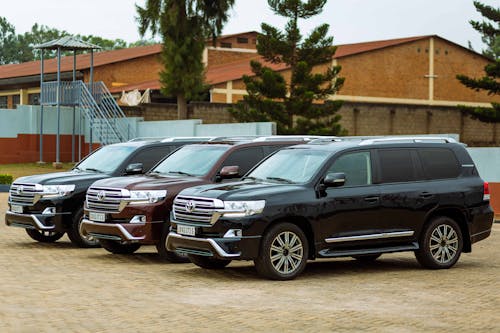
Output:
top-left (34, 36), bottom-right (101, 165)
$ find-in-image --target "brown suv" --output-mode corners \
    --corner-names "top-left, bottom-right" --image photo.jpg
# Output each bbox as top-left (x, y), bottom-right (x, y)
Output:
top-left (80, 137), bottom-right (308, 261)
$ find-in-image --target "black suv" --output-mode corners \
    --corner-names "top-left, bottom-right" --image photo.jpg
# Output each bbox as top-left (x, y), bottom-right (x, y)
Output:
top-left (5, 137), bottom-right (208, 247)
top-left (167, 137), bottom-right (494, 280)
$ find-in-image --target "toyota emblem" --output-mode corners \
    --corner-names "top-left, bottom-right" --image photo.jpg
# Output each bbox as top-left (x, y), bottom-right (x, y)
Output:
top-left (97, 190), bottom-right (106, 201)
top-left (185, 200), bottom-right (196, 213)
top-left (16, 185), bottom-right (24, 195)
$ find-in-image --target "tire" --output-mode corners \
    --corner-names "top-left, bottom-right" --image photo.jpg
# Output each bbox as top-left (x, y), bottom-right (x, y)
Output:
top-left (254, 223), bottom-right (309, 280)
top-left (415, 216), bottom-right (463, 269)
top-left (25, 228), bottom-right (65, 243)
top-left (67, 208), bottom-right (100, 248)
top-left (156, 226), bottom-right (189, 263)
top-left (188, 254), bottom-right (231, 269)
top-left (353, 254), bottom-right (381, 262)
top-left (99, 239), bottom-right (141, 254)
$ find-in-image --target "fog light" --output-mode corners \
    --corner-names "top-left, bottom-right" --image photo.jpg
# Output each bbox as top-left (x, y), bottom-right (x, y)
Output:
top-left (42, 207), bottom-right (56, 215)
top-left (223, 229), bottom-right (242, 238)
top-left (130, 215), bottom-right (146, 224)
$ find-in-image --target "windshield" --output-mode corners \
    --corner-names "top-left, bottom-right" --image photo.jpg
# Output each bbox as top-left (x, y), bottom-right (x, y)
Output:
top-left (247, 149), bottom-right (330, 184)
top-left (75, 145), bottom-right (136, 174)
top-left (151, 145), bottom-right (229, 177)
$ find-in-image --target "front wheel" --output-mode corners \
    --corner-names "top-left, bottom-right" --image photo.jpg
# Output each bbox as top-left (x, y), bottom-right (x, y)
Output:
top-left (156, 225), bottom-right (189, 263)
top-left (415, 216), bottom-right (463, 269)
top-left (188, 254), bottom-right (231, 269)
top-left (254, 223), bottom-right (309, 280)
top-left (99, 239), bottom-right (141, 254)
top-left (25, 229), bottom-right (65, 243)
top-left (67, 208), bottom-right (100, 248)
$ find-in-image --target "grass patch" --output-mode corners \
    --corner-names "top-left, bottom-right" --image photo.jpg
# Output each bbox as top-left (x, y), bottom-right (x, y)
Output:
top-left (0, 163), bottom-right (74, 181)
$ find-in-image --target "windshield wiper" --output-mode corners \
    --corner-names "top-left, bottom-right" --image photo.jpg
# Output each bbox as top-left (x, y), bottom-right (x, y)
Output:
top-left (83, 168), bottom-right (104, 173)
top-left (266, 176), bottom-right (294, 184)
top-left (167, 170), bottom-right (195, 177)
top-left (242, 176), bottom-right (262, 182)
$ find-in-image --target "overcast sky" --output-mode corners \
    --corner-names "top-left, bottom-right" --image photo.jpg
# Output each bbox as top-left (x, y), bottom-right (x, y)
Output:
top-left (1, 0), bottom-right (498, 53)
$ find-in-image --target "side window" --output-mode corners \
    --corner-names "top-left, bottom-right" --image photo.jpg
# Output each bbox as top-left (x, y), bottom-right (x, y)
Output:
top-left (418, 148), bottom-right (460, 180)
top-left (377, 149), bottom-right (417, 183)
top-left (222, 147), bottom-right (265, 176)
top-left (129, 146), bottom-right (174, 172)
top-left (328, 151), bottom-right (372, 186)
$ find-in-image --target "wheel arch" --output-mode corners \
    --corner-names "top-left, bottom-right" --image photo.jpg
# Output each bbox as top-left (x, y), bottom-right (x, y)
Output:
top-left (425, 207), bottom-right (471, 253)
top-left (263, 216), bottom-right (316, 259)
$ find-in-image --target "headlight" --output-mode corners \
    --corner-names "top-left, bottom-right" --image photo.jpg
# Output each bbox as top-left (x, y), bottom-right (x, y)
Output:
top-left (128, 190), bottom-right (167, 204)
top-left (222, 200), bottom-right (265, 217)
top-left (41, 184), bottom-right (75, 198)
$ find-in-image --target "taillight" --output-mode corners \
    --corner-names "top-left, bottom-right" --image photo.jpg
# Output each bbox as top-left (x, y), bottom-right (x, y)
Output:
top-left (483, 182), bottom-right (490, 201)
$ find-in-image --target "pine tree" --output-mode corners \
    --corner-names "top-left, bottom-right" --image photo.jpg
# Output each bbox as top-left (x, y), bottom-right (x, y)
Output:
top-left (230, 0), bottom-right (345, 135)
top-left (137, 0), bottom-right (235, 119)
top-left (456, 1), bottom-right (499, 123)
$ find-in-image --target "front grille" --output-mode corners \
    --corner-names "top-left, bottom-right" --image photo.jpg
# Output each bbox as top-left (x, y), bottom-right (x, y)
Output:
top-left (173, 196), bottom-right (223, 225)
top-left (87, 187), bottom-right (127, 213)
top-left (9, 183), bottom-right (41, 205)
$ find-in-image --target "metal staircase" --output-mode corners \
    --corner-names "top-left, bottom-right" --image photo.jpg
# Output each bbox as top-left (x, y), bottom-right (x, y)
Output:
top-left (41, 80), bottom-right (135, 145)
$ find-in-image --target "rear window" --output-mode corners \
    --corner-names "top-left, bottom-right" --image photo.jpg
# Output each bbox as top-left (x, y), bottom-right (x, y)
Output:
top-left (418, 148), bottom-right (460, 180)
top-left (378, 149), bottom-right (417, 183)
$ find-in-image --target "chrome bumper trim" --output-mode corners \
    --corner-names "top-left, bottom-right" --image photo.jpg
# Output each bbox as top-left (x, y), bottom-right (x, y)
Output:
top-left (325, 230), bottom-right (414, 243)
top-left (5, 210), bottom-right (55, 230)
top-left (81, 219), bottom-right (145, 241)
top-left (166, 231), bottom-right (241, 258)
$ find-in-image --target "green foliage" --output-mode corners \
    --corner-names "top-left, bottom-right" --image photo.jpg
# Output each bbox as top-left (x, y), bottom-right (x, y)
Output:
top-left (230, 0), bottom-right (345, 135)
top-left (0, 17), bottom-right (18, 64)
top-left (457, 1), bottom-right (499, 123)
top-left (0, 174), bottom-right (13, 184)
top-left (136, 0), bottom-right (235, 118)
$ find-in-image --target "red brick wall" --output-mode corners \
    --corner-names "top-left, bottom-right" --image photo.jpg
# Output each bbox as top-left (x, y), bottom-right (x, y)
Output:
top-left (489, 183), bottom-right (500, 220)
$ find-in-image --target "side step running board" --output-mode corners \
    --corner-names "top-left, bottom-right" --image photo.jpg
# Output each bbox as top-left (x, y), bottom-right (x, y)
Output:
top-left (318, 242), bottom-right (419, 258)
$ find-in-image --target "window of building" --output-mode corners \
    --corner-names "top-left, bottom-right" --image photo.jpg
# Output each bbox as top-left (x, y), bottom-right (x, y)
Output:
top-left (12, 95), bottom-right (20, 107)
top-left (418, 148), bottom-right (460, 180)
top-left (220, 42), bottom-right (232, 49)
top-left (377, 149), bottom-right (417, 183)
top-left (237, 37), bottom-right (249, 44)
top-left (29, 93), bottom-right (40, 105)
top-left (0, 96), bottom-right (7, 109)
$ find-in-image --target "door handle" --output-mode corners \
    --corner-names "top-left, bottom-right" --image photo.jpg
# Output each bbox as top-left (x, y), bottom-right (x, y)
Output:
top-left (364, 196), bottom-right (379, 203)
top-left (420, 192), bottom-right (433, 199)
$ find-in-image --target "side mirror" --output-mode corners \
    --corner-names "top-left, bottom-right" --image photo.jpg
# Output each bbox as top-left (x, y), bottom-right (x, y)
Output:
top-left (219, 165), bottom-right (240, 179)
top-left (125, 163), bottom-right (144, 175)
top-left (324, 172), bottom-right (346, 188)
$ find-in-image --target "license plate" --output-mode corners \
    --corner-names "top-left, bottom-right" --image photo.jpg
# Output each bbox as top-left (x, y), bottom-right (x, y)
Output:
top-left (178, 224), bottom-right (196, 236)
top-left (11, 205), bottom-right (23, 213)
top-left (89, 211), bottom-right (106, 222)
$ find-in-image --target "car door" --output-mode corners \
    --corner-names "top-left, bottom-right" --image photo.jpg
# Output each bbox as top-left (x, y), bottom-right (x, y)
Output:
top-left (316, 150), bottom-right (383, 248)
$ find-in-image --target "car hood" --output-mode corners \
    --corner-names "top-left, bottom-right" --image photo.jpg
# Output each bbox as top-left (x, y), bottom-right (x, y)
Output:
top-left (90, 174), bottom-right (207, 191)
top-left (179, 180), bottom-right (305, 202)
top-left (14, 170), bottom-right (109, 186)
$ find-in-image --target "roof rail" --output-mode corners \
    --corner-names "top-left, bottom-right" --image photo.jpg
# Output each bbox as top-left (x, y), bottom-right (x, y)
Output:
top-left (127, 137), bottom-right (167, 142)
top-left (252, 135), bottom-right (326, 142)
top-left (161, 136), bottom-right (215, 142)
top-left (359, 136), bottom-right (457, 146)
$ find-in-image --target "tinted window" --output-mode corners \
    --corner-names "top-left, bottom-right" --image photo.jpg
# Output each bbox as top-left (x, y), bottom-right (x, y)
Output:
top-left (328, 151), bottom-right (372, 186)
top-left (222, 147), bottom-right (264, 176)
top-left (130, 146), bottom-right (174, 172)
top-left (418, 148), bottom-right (460, 180)
top-left (378, 149), bottom-right (417, 183)
top-left (76, 145), bottom-right (137, 174)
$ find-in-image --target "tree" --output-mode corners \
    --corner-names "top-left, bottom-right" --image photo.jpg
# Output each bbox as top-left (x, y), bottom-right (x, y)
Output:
top-left (0, 17), bottom-right (18, 64)
top-left (230, 0), bottom-right (345, 135)
top-left (457, 1), bottom-right (499, 123)
top-left (136, 0), bottom-right (235, 119)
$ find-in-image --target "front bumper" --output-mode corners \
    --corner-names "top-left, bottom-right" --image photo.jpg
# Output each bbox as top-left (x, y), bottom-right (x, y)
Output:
top-left (5, 210), bottom-right (68, 231)
top-left (166, 231), bottom-right (260, 260)
top-left (80, 218), bottom-right (164, 244)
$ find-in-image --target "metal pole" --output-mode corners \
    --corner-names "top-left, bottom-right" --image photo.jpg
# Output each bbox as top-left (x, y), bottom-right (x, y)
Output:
top-left (89, 49), bottom-right (94, 153)
top-left (56, 47), bottom-right (61, 164)
top-left (39, 50), bottom-right (44, 163)
top-left (72, 50), bottom-right (76, 163)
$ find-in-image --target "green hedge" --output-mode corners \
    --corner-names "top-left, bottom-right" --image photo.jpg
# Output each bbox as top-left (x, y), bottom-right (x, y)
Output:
top-left (0, 174), bottom-right (13, 184)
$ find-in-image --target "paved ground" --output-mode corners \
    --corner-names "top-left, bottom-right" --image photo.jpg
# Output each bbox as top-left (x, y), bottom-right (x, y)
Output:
top-left (0, 192), bottom-right (499, 333)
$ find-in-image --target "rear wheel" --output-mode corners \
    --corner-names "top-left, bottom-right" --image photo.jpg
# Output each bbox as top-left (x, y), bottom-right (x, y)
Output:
top-left (415, 216), bottom-right (463, 269)
top-left (188, 254), bottom-right (231, 269)
top-left (254, 223), bottom-right (308, 280)
top-left (67, 208), bottom-right (100, 248)
top-left (99, 239), bottom-right (141, 254)
top-left (25, 229), bottom-right (65, 243)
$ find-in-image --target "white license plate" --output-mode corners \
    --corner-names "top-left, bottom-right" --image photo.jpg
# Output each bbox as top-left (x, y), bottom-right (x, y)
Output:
top-left (11, 205), bottom-right (23, 213)
top-left (178, 225), bottom-right (196, 236)
top-left (89, 211), bottom-right (106, 222)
